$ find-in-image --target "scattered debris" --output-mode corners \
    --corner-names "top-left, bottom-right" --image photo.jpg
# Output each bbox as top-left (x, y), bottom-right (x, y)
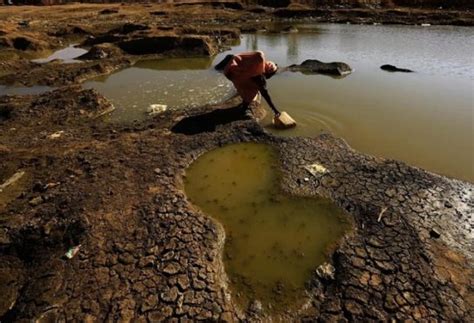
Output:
top-left (65, 245), bottom-right (81, 259)
top-left (304, 163), bottom-right (328, 177)
top-left (377, 207), bottom-right (388, 222)
top-left (380, 64), bottom-right (414, 73)
top-left (48, 130), bottom-right (64, 139)
top-left (316, 262), bottom-right (336, 280)
top-left (249, 299), bottom-right (263, 314)
top-left (430, 228), bottom-right (441, 239)
top-left (0, 171), bottom-right (25, 193)
top-left (29, 196), bottom-right (44, 206)
top-left (147, 104), bottom-right (167, 116)
top-left (93, 104), bottom-right (115, 119)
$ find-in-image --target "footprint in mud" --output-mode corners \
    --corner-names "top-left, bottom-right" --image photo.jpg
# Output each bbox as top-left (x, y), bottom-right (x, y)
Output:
top-left (184, 142), bottom-right (352, 312)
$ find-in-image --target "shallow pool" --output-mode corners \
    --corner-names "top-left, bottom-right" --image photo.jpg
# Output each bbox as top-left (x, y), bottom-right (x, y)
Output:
top-left (184, 143), bottom-right (351, 311)
top-left (87, 24), bottom-right (473, 182)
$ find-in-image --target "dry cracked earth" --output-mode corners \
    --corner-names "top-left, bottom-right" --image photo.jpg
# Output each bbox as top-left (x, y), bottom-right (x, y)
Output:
top-left (0, 86), bottom-right (473, 322)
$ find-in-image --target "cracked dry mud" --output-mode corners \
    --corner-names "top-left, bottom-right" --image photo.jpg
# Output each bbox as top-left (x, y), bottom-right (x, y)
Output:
top-left (0, 86), bottom-right (472, 322)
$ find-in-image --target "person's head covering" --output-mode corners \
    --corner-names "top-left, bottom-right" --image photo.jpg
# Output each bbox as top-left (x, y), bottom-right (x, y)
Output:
top-left (264, 61), bottom-right (278, 74)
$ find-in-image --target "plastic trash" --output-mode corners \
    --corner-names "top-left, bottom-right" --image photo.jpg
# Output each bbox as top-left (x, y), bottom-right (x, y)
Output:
top-left (65, 245), bottom-right (81, 259)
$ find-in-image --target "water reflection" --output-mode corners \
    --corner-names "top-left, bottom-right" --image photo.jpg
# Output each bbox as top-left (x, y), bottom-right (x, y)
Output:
top-left (31, 44), bottom-right (87, 64)
top-left (84, 24), bottom-right (473, 182)
top-left (185, 143), bottom-right (351, 311)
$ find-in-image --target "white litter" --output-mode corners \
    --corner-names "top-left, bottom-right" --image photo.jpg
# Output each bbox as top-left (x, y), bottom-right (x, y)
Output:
top-left (0, 171), bottom-right (25, 193)
top-left (304, 163), bottom-right (328, 177)
top-left (147, 104), bottom-right (167, 116)
top-left (49, 131), bottom-right (64, 139)
top-left (65, 245), bottom-right (81, 259)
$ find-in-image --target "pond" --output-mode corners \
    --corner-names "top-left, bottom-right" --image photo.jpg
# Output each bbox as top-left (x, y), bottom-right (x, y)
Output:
top-left (83, 24), bottom-right (474, 182)
top-left (184, 142), bottom-right (351, 312)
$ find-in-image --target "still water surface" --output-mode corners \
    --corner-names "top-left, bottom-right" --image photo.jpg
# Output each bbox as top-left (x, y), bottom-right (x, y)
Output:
top-left (1, 24), bottom-right (470, 182)
top-left (184, 143), bottom-right (351, 311)
top-left (84, 24), bottom-right (474, 182)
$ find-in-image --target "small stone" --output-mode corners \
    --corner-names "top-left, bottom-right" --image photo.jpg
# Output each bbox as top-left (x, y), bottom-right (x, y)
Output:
top-left (29, 196), bottom-right (44, 206)
top-left (154, 168), bottom-right (161, 174)
top-left (429, 228), bottom-right (441, 239)
top-left (316, 262), bottom-right (335, 280)
top-left (249, 299), bottom-right (263, 314)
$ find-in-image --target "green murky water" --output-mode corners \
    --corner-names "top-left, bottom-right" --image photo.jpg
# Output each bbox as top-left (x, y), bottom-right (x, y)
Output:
top-left (184, 143), bottom-right (351, 311)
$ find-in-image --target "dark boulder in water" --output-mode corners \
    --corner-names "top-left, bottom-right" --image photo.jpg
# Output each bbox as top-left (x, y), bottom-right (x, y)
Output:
top-left (380, 64), bottom-right (414, 73)
top-left (288, 59), bottom-right (352, 77)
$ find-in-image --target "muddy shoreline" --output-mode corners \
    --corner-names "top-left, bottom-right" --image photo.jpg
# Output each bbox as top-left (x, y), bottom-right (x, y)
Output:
top-left (1, 3), bottom-right (473, 322)
top-left (1, 86), bottom-right (473, 321)
top-left (0, 4), bottom-right (473, 85)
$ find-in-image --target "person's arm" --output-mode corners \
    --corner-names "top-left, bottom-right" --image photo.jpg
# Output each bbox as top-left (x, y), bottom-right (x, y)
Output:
top-left (252, 75), bottom-right (281, 116)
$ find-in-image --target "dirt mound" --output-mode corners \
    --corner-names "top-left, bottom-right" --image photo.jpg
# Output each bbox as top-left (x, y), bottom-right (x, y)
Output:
top-left (118, 35), bottom-right (218, 56)
top-left (78, 43), bottom-right (123, 60)
top-left (0, 35), bottom-right (48, 51)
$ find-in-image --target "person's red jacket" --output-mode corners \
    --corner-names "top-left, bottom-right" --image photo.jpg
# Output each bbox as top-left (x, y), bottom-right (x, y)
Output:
top-left (224, 51), bottom-right (277, 104)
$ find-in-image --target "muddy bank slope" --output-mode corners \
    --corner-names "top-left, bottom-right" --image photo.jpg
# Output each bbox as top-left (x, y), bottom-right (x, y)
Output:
top-left (1, 87), bottom-right (472, 321)
top-left (0, 3), bottom-right (472, 86)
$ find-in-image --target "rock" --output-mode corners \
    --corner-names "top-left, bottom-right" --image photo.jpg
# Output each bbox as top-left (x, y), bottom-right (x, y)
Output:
top-left (429, 228), bottom-right (441, 239)
top-left (99, 8), bottom-right (119, 15)
top-left (249, 299), bottom-right (263, 314)
top-left (380, 64), bottom-right (414, 73)
top-left (109, 23), bottom-right (149, 35)
top-left (316, 262), bottom-right (336, 280)
top-left (29, 196), bottom-right (44, 206)
top-left (117, 35), bottom-right (218, 57)
top-left (78, 46), bottom-right (106, 60)
top-left (282, 26), bottom-right (298, 33)
top-left (288, 59), bottom-right (352, 77)
top-left (147, 104), bottom-right (167, 116)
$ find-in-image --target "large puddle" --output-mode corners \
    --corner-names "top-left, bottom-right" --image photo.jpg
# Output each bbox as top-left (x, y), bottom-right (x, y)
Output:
top-left (184, 143), bottom-right (351, 311)
top-left (84, 58), bottom-right (235, 123)
top-left (85, 24), bottom-right (474, 182)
